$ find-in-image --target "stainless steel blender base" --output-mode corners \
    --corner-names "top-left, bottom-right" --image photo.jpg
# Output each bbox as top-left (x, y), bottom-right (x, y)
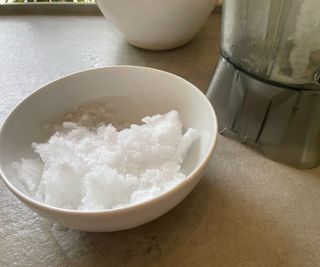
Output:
top-left (207, 57), bottom-right (320, 169)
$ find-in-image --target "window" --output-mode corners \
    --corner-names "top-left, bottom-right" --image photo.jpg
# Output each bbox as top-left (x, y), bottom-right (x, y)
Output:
top-left (0, 0), bottom-right (99, 15)
top-left (1, 0), bottom-right (95, 3)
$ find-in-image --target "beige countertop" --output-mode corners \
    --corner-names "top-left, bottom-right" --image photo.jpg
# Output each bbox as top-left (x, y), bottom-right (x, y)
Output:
top-left (0, 13), bottom-right (320, 267)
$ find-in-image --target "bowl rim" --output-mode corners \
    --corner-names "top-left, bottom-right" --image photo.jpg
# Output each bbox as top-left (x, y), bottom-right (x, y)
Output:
top-left (0, 65), bottom-right (218, 215)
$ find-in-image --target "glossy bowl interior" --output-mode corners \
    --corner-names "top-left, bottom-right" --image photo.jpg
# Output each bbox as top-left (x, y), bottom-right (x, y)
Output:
top-left (0, 66), bottom-right (217, 232)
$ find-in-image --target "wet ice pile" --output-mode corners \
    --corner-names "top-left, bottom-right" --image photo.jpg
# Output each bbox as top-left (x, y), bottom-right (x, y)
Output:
top-left (12, 105), bottom-right (197, 211)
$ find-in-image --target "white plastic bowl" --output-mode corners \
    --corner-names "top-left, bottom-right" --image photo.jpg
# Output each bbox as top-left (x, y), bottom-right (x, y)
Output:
top-left (0, 66), bottom-right (217, 232)
top-left (96, 0), bottom-right (217, 51)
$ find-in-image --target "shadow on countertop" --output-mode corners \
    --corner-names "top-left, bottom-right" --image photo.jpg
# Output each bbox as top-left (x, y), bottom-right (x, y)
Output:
top-left (50, 173), bottom-right (298, 267)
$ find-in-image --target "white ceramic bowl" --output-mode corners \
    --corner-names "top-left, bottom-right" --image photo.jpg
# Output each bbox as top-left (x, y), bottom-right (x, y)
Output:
top-left (96, 0), bottom-right (217, 51)
top-left (0, 66), bottom-right (217, 232)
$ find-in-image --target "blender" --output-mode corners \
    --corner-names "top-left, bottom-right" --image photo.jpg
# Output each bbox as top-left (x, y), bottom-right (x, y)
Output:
top-left (207, 0), bottom-right (320, 169)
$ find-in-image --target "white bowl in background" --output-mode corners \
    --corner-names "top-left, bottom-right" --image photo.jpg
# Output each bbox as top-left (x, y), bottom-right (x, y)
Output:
top-left (96, 0), bottom-right (217, 51)
top-left (0, 66), bottom-right (217, 232)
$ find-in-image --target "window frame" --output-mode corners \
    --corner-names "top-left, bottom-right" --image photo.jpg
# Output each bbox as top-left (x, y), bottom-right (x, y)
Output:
top-left (0, 2), bottom-right (101, 15)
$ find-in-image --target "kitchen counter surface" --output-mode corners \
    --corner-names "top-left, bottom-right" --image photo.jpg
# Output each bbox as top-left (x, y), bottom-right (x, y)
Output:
top-left (1, 13), bottom-right (320, 267)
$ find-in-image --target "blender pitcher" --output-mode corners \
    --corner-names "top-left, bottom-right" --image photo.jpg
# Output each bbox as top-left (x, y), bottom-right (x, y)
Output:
top-left (207, 0), bottom-right (320, 168)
